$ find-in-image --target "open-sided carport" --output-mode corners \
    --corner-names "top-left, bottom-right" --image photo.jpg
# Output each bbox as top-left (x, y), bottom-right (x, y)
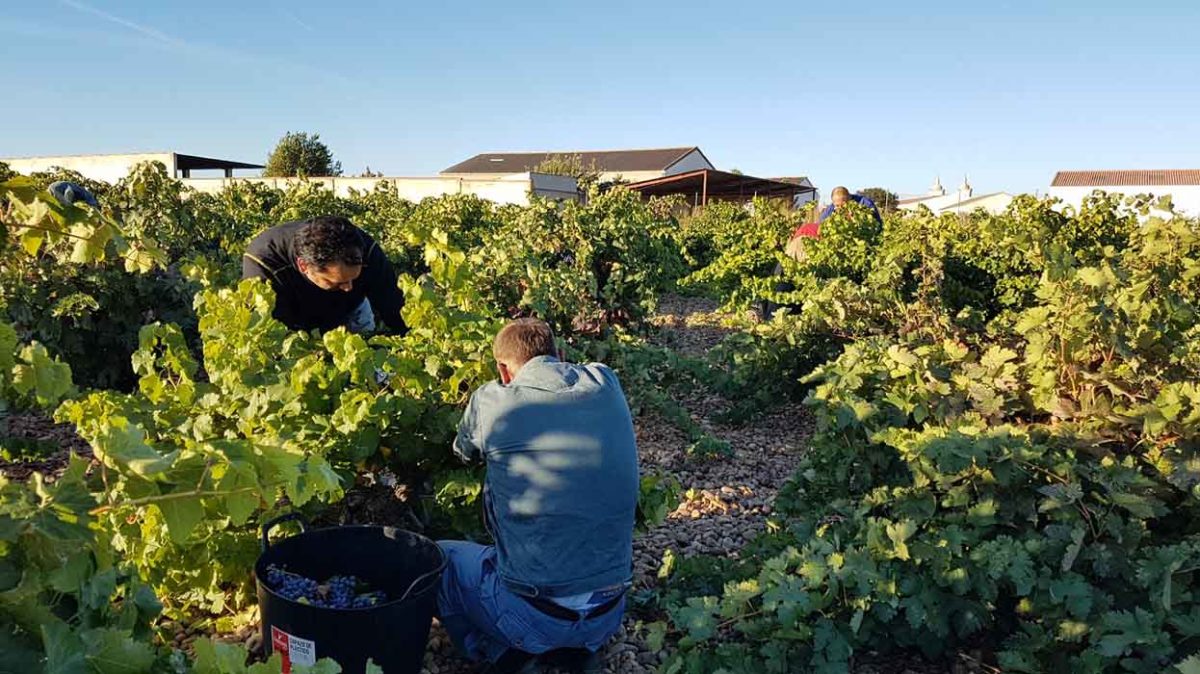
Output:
top-left (622, 169), bottom-right (815, 206)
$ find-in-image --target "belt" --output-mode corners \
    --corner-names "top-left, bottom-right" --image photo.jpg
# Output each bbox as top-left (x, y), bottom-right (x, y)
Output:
top-left (522, 592), bottom-right (624, 621)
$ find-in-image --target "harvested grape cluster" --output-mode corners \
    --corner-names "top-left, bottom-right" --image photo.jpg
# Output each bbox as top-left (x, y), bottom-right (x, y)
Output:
top-left (265, 565), bottom-right (387, 609)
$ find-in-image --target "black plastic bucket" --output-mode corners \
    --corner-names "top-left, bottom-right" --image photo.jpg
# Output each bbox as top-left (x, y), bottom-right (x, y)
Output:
top-left (255, 514), bottom-right (446, 674)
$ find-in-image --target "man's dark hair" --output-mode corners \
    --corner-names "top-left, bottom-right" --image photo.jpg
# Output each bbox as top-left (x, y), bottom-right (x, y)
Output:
top-left (296, 216), bottom-right (364, 267)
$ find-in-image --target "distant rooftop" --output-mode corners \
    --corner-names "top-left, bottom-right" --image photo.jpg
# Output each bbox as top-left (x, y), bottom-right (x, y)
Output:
top-left (770, 176), bottom-right (812, 186)
top-left (623, 169), bottom-right (814, 204)
top-left (0, 151), bottom-right (261, 169)
top-left (442, 147), bottom-right (704, 174)
top-left (1052, 170), bottom-right (1200, 187)
top-left (175, 153), bottom-right (263, 172)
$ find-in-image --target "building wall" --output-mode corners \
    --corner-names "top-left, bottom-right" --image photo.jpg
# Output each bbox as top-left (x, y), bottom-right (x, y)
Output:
top-left (602, 170), bottom-right (669, 183)
top-left (2, 152), bottom-right (176, 183)
top-left (939, 193), bottom-right (1014, 215)
top-left (1048, 186), bottom-right (1200, 216)
top-left (439, 172), bottom-right (521, 180)
top-left (664, 149), bottom-right (715, 176)
top-left (898, 190), bottom-right (973, 213)
top-left (181, 172), bottom-right (578, 205)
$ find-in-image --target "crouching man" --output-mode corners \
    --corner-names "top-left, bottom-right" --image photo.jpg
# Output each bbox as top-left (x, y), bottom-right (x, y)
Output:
top-left (437, 318), bottom-right (639, 673)
top-left (242, 215), bottom-right (406, 334)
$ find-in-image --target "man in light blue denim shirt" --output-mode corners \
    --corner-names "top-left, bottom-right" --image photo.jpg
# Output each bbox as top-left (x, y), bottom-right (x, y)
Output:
top-left (436, 318), bottom-right (640, 673)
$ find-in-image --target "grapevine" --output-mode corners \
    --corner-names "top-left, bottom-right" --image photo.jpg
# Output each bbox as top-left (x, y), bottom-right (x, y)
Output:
top-left (5, 156), bottom-right (1198, 673)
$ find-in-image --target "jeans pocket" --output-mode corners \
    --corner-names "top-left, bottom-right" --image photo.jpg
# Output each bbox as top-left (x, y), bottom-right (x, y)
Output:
top-left (496, 608), bottom-right (559, 654)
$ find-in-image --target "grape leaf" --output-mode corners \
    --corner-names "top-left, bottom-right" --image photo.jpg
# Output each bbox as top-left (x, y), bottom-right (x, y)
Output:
top-left (10, 342), bottom-right (74, 408)
top-left (672, 596), bottom-right (720, 643)
top-left (94, 420), bottom-right (175, 478)
top-left (81, 628), bottom-right (156, 674)
top-left (41, 621), bottom-right (87, 674)
top-left (1175, 654), bottom-right (1200, 674)
top-left (156, 496), bottom-right (204, 545)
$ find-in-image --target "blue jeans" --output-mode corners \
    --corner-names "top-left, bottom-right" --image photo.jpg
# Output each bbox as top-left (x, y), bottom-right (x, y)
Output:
top-left (435, 541), bottom-right (625, 663)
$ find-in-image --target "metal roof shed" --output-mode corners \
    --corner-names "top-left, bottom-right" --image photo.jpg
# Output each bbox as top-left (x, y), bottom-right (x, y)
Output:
top-left (174, 153), bottom-right (263, 178)
top-left (622, 169), bottom-right (815, 206)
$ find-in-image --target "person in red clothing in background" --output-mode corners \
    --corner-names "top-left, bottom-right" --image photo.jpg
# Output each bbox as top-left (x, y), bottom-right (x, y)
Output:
top-left (761, 185), bottom-right (885, 319)
top-left (761, 220), bottom-right (821, 320)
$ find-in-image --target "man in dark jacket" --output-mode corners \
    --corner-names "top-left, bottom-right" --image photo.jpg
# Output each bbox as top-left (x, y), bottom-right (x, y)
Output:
top-left (242, 215), bottom-right (406, 333)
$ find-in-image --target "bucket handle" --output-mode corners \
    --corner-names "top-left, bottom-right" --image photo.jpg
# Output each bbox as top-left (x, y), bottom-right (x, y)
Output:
top-left (261, 513), bottom-right (308, 552)
top-left (396, 548), bottom-right (449, 603)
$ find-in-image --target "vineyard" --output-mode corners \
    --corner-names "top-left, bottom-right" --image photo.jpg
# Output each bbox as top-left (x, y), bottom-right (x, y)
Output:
top-left (2, 159), bottom-right (1200, 674)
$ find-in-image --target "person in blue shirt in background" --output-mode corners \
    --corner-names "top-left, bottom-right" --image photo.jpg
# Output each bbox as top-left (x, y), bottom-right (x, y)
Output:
top-left (437, 318), bottom-right (639, 674)
top-left (819, 185), bottom-right (883, 224)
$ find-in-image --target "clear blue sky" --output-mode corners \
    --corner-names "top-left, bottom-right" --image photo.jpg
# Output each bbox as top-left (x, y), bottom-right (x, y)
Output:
top-left (3, 0), bottom-right (1198, 196)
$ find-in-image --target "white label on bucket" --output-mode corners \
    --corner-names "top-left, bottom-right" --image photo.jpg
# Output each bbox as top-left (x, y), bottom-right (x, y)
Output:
top-left (271, 626), bottom-right (316, 672)
top-left (288, 633), bottom-right (316, 667)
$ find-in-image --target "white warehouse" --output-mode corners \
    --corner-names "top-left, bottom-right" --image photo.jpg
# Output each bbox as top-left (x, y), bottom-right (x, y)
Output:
top-left (1049, 170), bottom-right (1200, 215)
top-left (0, 151), bottom-right (262, 181)
top-left (0, 152), bottom-right (578, 206)
top-left (898, 176), bottom-right (1013, 216)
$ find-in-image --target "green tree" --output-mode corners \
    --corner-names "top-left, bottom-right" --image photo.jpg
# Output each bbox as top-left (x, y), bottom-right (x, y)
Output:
top-left (534, 153), bottom-right (600, 188)
top-left (263, 131), bottom-right (342, 177)
top-left (859, 186), bottom-right (899, 213)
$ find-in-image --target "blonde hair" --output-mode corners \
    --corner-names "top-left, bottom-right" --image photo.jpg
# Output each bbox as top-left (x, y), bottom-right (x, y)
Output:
top-left (493, 318), bottom-right (556, 365)
top-left (831, 186), bottom-right (851, 200)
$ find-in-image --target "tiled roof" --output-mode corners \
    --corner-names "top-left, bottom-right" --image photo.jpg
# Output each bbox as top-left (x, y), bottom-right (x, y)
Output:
top-left (1052, 170), bottom-right (1200, 187)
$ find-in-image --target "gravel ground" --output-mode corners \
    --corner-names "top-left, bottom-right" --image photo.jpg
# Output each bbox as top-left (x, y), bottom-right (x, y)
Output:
top-left (0, 411), bottom-right (93, 481)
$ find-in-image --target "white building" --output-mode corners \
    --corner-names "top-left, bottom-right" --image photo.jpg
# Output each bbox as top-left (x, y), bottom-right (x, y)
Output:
top-left (181, 173), bottom-right (578, 206)
top-left (440, 147), bottom-right (715, 184)
top-left (897, 176), bottom-right (1013, 215)
top-left (0, 151), bottom-right (262, 182)
top-left (1049, 170), bottom-right (1200, 215)
top-left (1, 152), bottom-right (577, 206)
